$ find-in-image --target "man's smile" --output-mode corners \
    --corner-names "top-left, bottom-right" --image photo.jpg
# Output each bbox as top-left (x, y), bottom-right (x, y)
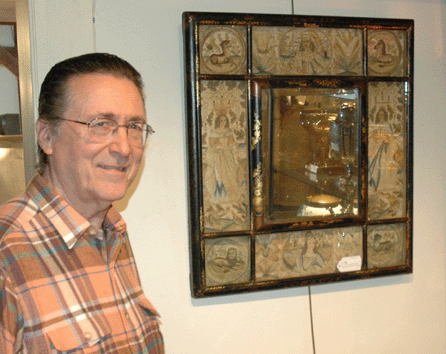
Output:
top-left (98, 164), bottom-right (127, 172)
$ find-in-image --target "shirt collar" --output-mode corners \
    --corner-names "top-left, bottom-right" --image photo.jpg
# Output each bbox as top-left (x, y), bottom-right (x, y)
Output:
top-left (26, 173), bottom-right (127, 249)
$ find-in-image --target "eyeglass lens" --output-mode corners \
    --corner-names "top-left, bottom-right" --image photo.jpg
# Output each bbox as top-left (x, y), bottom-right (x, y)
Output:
top-left (88, 118), bottom-right (151, 147)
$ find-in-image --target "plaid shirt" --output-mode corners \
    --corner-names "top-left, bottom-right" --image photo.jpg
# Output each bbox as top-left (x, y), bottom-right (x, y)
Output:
top-left (0, 174), bottom-right (164, 353)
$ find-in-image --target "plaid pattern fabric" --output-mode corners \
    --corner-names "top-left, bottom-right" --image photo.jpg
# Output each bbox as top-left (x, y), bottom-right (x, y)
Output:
top-left (0, 174), bottom-right (164, 353)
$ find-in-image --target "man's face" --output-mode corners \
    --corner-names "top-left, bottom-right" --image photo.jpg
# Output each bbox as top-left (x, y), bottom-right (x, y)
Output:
top-left (44, 73), bottom-right (146, 211)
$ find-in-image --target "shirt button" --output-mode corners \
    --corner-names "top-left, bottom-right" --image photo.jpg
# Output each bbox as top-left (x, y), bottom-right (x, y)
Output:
top-left (84, 332), bottom-right (92, 341)
top-left (88, 228), bottom-right (97, 237)
top-left (125, 312), bottom-right (130, 320)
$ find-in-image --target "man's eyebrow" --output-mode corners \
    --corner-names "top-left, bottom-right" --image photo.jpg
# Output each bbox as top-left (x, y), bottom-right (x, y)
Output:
top-left (93, 113), bottom-right (146, 122)
top-left (94, 112), bottom-right (116, 120)
top-left (127, 116), bottom-right (146, 123)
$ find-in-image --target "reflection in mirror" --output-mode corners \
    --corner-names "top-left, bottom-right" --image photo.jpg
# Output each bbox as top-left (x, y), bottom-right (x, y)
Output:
top-left (0, 18), bottom-right (25, 204)
top-left (261, 87), bottom-right (361, 224)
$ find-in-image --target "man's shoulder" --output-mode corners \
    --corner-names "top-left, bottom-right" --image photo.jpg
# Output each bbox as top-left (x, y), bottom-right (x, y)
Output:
top-left (0, 194), bottom-right (39, 240)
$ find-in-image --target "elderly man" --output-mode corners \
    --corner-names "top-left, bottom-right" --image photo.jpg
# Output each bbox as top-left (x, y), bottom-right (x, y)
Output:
top-left (0, 53), bottom-right (164, 353)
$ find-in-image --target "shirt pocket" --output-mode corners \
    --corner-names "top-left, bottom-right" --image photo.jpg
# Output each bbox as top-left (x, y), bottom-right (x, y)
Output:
top-left (45, 314), bottom-right (112, 352)
top-left (138, 296), bottom-right (161, 318)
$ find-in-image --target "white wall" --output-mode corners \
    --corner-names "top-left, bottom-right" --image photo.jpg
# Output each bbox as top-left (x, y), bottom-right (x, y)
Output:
top-left (29, 0), bottom-right (446, 353)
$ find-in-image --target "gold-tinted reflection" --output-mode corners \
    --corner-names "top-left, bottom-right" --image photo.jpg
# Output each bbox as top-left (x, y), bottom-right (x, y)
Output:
top-left (262, 87), bottom-right (361, 223)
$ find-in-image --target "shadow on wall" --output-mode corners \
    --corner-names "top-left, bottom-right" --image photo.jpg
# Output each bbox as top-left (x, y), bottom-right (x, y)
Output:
top-left (191, 273), bottom-right (413, 307)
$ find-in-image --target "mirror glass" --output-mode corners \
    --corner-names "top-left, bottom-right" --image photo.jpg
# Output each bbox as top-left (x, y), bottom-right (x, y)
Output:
top-left (261, 87), bottom-right (361, 224)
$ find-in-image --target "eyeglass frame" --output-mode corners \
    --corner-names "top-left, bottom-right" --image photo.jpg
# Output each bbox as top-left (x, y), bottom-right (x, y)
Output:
top-left (56, 117), bottom-right (154, 147)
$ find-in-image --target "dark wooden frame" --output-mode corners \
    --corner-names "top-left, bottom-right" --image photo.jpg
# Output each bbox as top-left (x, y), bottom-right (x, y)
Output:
top-left (183, 11), bottom-right (414, 298)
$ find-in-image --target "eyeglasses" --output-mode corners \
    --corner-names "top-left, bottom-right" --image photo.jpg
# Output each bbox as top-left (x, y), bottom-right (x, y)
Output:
top-left (58, 117), bottom-right (154, 147)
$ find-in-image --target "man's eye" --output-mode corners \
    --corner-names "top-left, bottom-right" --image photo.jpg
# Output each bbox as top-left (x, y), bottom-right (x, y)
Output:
top-left (128, 123), bottom-right (143, 131)
top-left (93, 120), bottom-right (114, 128)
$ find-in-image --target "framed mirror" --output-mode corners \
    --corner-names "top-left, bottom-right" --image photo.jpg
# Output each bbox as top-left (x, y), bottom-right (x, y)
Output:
top-left (183, 11), bottom-right (413, 297)
top-left (255, 81), bottom-right (363, 228)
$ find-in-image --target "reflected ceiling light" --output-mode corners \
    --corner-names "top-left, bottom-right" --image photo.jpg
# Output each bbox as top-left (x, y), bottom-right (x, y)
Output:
top-left (0, 148), bottom-right (9, 160)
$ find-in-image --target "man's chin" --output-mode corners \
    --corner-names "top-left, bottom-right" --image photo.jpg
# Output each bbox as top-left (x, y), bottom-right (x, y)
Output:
top-left (101, 185), bottom-right (129, 203)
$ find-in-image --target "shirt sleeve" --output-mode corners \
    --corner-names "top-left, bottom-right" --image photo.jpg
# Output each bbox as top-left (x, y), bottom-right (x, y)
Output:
top-left (0, 267), bottom-right (23, 354)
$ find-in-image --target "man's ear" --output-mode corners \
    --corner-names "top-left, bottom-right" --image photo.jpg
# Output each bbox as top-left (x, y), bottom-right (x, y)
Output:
top-left (36, 119), bottom-right (54, 156)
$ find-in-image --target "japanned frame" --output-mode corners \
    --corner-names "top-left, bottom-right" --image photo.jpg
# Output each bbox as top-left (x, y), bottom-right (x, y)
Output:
top-left (183, 11), bottom-right (414, 298)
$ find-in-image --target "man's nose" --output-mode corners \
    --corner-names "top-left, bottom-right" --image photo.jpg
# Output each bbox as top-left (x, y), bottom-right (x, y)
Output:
top-left (109, 126), bottom-right (132, 155)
